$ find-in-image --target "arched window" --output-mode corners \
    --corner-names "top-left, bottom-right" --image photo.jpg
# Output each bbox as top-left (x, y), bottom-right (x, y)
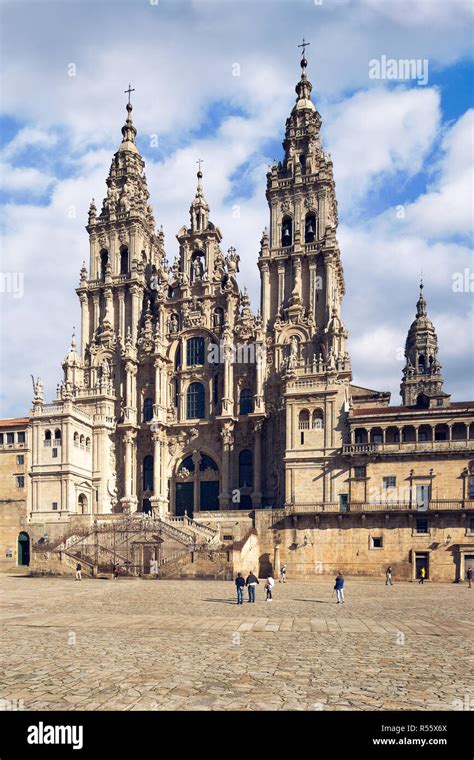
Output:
top-left (178, 455), bottom-right (195, 474)
top-left (85, 437), bottom-right (91, 450)
top-left (174, 345), bottom-right (181, 369)
top-left (80, 435), bottom-right (85, 447)
top-left (298, 410), bottom-right (310, 430)
top-left (187, 382), bottom-right (205, 419)
top-left (73, 432), bottom-right (79, 446)
top-left (239, 449), bottom-right (253, 488)
top-left (418, 354), bottom-right (426, 373)
top-left (100, 249), bottom-right (108, 280)
top-left (305, 212), bottom-right (316, 243)
top-left (312, 409), bottom-right (324, 430)
top-left (143, 455), bottom-right (154, 492)
top-left (187, 337), bottom-right (205, 366)
top-left (239, 388), bottom-right (253, 415)
top-left (281, 216), bottom-right (293, 247)
top-left (44, 430), bottom-right (51, 441)
top-left (199, 454), bottom-right (218, 472)
top-left (78, 493), bottom-right (88, 514)
top-left (143, 397), bottom-right (153, 422)
top-left (54, 429), bottom-right (61, 441)
top-left (120, 246), bottom-right (129, 275)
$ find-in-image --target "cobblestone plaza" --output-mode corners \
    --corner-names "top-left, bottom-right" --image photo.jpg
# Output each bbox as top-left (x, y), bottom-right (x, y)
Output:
top-left (1, 576), bottom-right (473, 712)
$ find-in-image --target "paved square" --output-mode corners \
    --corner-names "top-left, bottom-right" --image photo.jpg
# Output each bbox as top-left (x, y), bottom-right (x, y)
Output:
top-left (0, 576), bottom-right (473, 711)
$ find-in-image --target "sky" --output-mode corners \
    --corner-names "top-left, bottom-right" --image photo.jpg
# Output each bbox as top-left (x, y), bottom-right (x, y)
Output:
top-left (0, 0), bottom-right (473, 417)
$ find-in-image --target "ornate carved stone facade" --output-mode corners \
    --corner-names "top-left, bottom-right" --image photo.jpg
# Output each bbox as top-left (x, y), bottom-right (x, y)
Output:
top-left (2, 54), bottom-right (473, 581)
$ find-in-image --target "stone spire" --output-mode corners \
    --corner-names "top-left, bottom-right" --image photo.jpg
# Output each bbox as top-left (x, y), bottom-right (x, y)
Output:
top-left (92, 92), bottom-right (155, 230)
top-left (190, 164), bottom-right (210, 233)
top-left (400, 283), bottom-right (449, 407)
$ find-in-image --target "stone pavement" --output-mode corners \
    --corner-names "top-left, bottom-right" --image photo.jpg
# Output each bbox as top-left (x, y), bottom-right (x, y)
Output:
top-left (0, 575), bottom-right (473, 711)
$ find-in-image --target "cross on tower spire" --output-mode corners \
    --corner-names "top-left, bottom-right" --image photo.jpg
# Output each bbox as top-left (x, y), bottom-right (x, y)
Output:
top-left (196, 158), bottom-right (204, 174)
top-left (298, 38), bottom-right (310, 59)
top-left (124, 83), bottom-right (135, 105)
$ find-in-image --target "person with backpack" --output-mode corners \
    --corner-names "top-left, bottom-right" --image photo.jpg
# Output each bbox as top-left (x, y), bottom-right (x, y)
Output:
top-left (334, 572), bottom-right (344, 603)
top-left (265, 575), bottom-right (275, 602)
top-left (235, 572), bottom-right (245, 604)
top-left (245, 571), bottom-right (259, 602)
top-left (75, 563), bottom-right (82, 581)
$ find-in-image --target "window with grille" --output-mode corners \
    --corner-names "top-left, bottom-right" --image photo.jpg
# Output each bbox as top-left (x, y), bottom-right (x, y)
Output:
top-left (187, 337), bottom-right (205, 366)
top-left (143, 397), bottom-right (153, 422)
top-left (16, 455), bottom-right (24, 465)
top-left (354, 466), bottom-right (366, 478)
top-left (16, 476), bottom-right (25, 488)
top-left (187, 382), bottom-right (205, 419)
top-left (239, 449), bottom-right (253, 488)
top-left (17, 432), bottom-right (26, 443)
top-left (383, 476), bottom-right (396, 489)
top-left (416, 518), bottom-right (428, 534)
top-left (239, 388), bottom-right (253, 415)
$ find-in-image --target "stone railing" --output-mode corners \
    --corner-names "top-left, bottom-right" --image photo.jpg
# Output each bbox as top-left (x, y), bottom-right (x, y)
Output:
top-left (343, 440), bottom-right (474, 456)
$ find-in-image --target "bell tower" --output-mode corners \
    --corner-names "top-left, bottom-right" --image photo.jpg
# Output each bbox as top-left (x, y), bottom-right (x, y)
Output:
top-left (258, 44), bottom-right (352, 509)
top-left (400, 283), bottom-right (450, 408)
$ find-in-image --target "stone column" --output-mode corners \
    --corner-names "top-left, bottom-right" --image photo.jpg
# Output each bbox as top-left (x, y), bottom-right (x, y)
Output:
top-left (130, 284), bottom-right (141, 343)
top-left (309, 260), bottom-right (317, 319)
top-left (252, 420), bottom-right (263, 507)
top-left (118, 289), bottom-right (125, 340)
top-left (154, 360), bottom-right (161, 412)
top-left (261, 262), bottom-right (270, 328)
top-left (277, 264), bottom-right (285, 311)
top-left (254, 343), bottom-right (265, 413)
top-left (92, 293), bottom-right (100, 335)
top-left (222, 333), bottom-right (234, 416)
top-left (219, 425), bottom-right (233, 509)
top-left (79, 293), bottom-right (89, 358)
top-left (323, 252), bottom-right (333, 323)
top-left (121, 429), bottom-right (137, 513)
top-left (150, 430), bottom-right (161, 515)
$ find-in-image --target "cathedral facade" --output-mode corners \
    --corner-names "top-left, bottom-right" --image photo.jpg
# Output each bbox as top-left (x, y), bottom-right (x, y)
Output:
top-left (2, 54), bottom-right (473, 581)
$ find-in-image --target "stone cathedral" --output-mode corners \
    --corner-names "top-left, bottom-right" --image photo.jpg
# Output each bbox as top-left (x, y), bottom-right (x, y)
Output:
top-left (2, 53), bottom-right (473, 582)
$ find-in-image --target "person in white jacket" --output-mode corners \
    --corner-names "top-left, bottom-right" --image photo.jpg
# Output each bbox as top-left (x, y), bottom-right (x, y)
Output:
top-left (265, 575), bottom-right (275, 601)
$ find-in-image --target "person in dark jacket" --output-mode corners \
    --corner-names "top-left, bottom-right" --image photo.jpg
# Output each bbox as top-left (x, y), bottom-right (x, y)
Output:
top-left (235, 572), bottom-right (245, 604)
top-left (467, 566), bottom-right (472, 589)
top-left (245, 571), bottom-right (259, 602)
top-left (334, 573), bottom-right (344, 604)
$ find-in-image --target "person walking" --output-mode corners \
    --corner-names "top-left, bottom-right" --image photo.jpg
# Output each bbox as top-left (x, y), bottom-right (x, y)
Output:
top-left (235, 572), bottom-right (245, 605)
top-left (418, 566), bottom-right (426, 584)
top-left (265, 575), bottom-right (275, 602)
top-left (334, 573), bottom-right (345, 604)
top-left (385, 566), bottom-right (393, 586)
top-left (75, 562), bottom-right (82, 581)
top-left (245, 570), bottom-right (259, 603)
top-left (113, 564), bottom-right (119, 580)
top-left (279, 564), bottom-right (287, 583)
top-left (467, 566), bottom-right (472, 589)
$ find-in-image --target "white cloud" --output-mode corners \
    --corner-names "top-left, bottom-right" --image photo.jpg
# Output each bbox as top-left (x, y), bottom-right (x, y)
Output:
top-left (325, 87), bottom-right (440, 207)
top-left (0, 163), bottom-right (55, 195)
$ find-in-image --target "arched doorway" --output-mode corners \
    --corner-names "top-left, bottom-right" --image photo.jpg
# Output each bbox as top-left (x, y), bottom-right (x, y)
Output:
top-left (175, 452), bottom-right (220, 517)
top-left (78, 493), bottom-right (88, 514)
top-left (18, 532), bottom-right (30, 566)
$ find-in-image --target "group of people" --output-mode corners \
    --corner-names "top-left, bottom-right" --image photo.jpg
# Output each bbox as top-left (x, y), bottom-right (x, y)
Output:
top-left (234, 567), bottom-right (347, 604)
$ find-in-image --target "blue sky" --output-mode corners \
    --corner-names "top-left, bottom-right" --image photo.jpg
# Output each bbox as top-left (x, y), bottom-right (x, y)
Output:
top-left (0, 0), bottom-right (473, 417)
